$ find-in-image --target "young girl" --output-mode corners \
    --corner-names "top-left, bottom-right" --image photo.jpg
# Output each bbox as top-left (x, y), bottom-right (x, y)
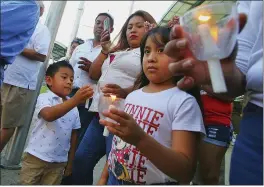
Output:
top-left (99, 26), bottom-right (205, 185)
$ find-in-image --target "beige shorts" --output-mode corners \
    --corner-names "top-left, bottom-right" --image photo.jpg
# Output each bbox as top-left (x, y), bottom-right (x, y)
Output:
top-left (1, 83), bottom-right (34, 129)
top-left (20, 153), bottom-right (67, 185)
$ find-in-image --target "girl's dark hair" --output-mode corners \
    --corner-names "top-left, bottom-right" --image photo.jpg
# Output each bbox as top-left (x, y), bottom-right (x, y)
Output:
top-left (134, 26), bottom-right (203, 111)
top-left (46, 60), bottom-right (74, 77)
top-left (110, 10), bottom-right (156, 53)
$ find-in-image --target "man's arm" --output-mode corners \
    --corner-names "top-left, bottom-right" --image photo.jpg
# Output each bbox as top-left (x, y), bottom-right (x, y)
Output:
top-left (21, 48), bottom-right (46, 62)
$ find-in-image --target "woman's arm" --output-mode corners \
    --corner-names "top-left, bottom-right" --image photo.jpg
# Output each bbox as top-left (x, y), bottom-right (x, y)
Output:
top-left (137, 131), bottom-right (199, 183)
top-left (201, 84), bottom-right (235, 102)
top-left (102, 84), bottom-right (135, 99)
top-left (88, 51), bottom-right (108, 80)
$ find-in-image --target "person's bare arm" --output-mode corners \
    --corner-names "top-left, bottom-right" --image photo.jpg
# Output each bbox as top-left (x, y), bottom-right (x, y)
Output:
top-left (201, 84), bottom-right (235, 102)
top-left (64, 130), bottom-right (78, 176)
top-left (220, 55), bottom-right (247, 99)
top-left (102, 85), bottom-right (135, 99)
top-left (40, 98), bottom-right (79, 122)
top-left (89, 51), bottom-right (108, 80)
top-left (137, 131), bottom-right (199, 183)
top-left (100, 99), bottom-right (201, 183)
top-left (164, 14), bottom-right (248, 98)
top-left (123, 86), bottom-right (135, 96)
top-left (97, 161), bottom-right (109, 185)
top-left (40, 86), bottom-right (93, 122)
top-left (21, 48), bottom-right (46, 62)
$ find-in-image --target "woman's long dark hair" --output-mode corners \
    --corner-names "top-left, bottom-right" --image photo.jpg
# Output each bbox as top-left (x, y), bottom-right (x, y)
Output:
top-left (134, 26), bottom-right (203, 111)
top-left (110, 10), bottom-right (156, 53)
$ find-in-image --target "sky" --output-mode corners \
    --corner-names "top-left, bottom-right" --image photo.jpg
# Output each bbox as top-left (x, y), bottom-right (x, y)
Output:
top-left (40, 1), bottom-right (174, 48)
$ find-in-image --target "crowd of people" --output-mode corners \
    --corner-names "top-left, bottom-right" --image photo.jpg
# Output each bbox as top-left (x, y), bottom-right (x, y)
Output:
top-left (0, 0), bottom-right (262, 185)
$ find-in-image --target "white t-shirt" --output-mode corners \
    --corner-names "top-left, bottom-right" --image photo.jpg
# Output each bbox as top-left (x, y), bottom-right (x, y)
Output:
top-left (25, 91), bottom-right (81, 163)
top-left (108, 87), bottom-right (205, 184)
top-left (89, 48), bottom-right (141, 112)
top-left (3, 21), bottom-right (50, 90)
top-left (69, 39), bottom-right (101, 89)
top-left (236, 1), bottom-right (263, 107)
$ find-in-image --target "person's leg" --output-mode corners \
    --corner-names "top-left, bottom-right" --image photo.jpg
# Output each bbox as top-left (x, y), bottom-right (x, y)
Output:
top-left (230, 103), bottom-right (263, 185)
top-left (40, 162), bottom-right (67, 185)
top-left (105, 132), bottom-right (114, 158)
top-left (77, 104), bottom-right (95, 147)
top-left (198, 142), bottom-right (227, 185)
top-left (198, 125), bottom-right (230, 185)
top-left (0, 127), bottom-right (15, 153)
top-left (20, 153), bottom-right (46, 185)
top-left (0, 84), bottom-right (31, 153)
top-left (72, 115), bottom-right (106, 185)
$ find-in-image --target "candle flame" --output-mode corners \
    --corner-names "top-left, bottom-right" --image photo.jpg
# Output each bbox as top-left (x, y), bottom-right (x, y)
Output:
top-left (210, 27), bottom-right (218, 41)
top-left (198, 15), bottom-right (211, 22)
top-left (110, 94), bottom-right (116, 102)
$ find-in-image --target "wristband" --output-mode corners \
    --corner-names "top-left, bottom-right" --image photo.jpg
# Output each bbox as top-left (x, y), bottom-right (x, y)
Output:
top-left (101, 50), bottom-right (109, 56)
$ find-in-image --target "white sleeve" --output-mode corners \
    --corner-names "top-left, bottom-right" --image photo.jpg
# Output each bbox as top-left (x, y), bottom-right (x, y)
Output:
top-left (33, 26), bottom-right (51, 56)
top-left (236, 1), bottom-right (251, 15)
top-left (235, 1), bottom-right (255, 75)
top-left (73, 110), bottom-right (81, 130)
top-left (171, 96), bottom-right (205, 134)
top-left (69, 45), bottom-right (79, 67)
top-left (35, 94), bottom-right (52, 118)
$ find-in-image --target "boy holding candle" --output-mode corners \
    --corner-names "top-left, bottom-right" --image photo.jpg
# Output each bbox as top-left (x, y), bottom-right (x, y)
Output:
top-left (20, 61), bottom-right (94, 185)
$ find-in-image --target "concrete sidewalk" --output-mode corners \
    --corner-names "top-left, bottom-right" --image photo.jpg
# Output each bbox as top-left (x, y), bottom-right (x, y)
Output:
top-left (1, 147), bottom-right (233, 185)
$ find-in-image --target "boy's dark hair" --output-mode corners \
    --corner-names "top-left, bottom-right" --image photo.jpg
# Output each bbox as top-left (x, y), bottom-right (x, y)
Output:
top-left (95, 13), bottom-right (114, 27)
top-left (134, 26), bottom-right (203, 111)
top-left (46, 60), bottom-right (74, 78)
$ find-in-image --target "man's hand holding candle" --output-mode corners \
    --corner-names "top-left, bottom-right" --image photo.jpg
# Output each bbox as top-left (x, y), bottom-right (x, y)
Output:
top-left (164, 13), bottom-right (247, 96)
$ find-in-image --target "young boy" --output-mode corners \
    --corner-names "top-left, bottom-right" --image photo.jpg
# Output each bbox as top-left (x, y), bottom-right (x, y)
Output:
top-left (20, 61), bottom-right (94, 185)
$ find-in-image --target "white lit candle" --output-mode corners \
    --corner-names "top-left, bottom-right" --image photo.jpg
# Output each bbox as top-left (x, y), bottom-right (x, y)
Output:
top-left (85, 99), bottom-right (89, 109)
top-left (103, 95), bottom-right (117, 137)
top-left (198, 15), bottom-right (227, 93)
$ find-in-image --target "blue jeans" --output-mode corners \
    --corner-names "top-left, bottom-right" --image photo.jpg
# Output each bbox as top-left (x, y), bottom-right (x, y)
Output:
top-left (230, 102), bottom-right (263, 185)
top-left (72, 115), bottom-right (114, 185)
top-left (0, 65), bottom-right (4, 86)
